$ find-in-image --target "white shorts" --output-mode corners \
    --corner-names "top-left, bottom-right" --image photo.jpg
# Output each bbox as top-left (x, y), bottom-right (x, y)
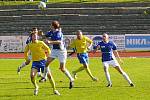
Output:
top-left (102, 60), bottom-right (120, 68)
top-left (50, 49), bottom-right (67, 63)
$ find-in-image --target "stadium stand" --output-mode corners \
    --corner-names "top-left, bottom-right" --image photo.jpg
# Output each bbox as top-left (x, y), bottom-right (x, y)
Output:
top-left (0, 3), bottom-right (150, 36)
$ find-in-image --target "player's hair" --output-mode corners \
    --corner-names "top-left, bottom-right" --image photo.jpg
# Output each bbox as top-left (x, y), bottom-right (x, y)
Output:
top-left (31, 27), bottom-right (38, 31)
top-left (103, 32), bottom-right (109, 35)
top-left (38, 30), bottom-right (44, 36)
top-left (51, 20), bottom-right (60, 29)
top-left (29, 27), bottom-right (38, 35)
top-left (77, 30), bottom-right (82, 33)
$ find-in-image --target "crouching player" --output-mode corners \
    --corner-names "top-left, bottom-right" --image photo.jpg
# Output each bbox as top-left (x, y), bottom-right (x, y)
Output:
top-left (24, 31), bottom-right (60, 95)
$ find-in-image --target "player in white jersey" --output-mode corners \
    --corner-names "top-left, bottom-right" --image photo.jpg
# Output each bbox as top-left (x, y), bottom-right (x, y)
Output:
top-left (93, 33), bottom-right (134, 87)
top-left (39, 21), bottom-right (74, 89)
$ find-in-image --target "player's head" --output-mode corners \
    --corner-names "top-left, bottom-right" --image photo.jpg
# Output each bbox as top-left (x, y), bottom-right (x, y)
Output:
top-left (31, 32), bottom-right (38, 42)
top-left (30, 27), bottom-right (38, 42)
top-left (76, 30), bottom-right (83, 40)
top-left (51, 20), bottom-right (60, 29)
top-left (102, 33), bottom-right (109, 42)
top-left (38, 30), bottom-right (44, 36)
top-left (30, 27), bottom-right (38, 34)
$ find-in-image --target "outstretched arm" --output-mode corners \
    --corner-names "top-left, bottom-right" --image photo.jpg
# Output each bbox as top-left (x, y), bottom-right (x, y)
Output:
top-left (113, 50), bottom-right (123, 64)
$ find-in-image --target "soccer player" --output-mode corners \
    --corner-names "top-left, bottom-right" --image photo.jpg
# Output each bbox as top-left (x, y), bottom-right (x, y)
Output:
top-left (40, 21), bottom-right (74, 89)
top-left (17, 28), bottom-right (44, 77)
top-left (69, 30), bottom-right (98, 81)
top-left (93, 33), bottom-right (134, 87)
top-left (24, 29), bottom-right (60, 95)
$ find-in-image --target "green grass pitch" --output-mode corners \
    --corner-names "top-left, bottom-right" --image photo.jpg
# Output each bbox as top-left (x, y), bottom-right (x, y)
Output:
top-left (0, 57), bottom-right (150, 100)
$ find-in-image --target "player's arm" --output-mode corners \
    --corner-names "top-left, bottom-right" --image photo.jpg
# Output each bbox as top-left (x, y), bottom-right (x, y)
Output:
top-left (113, 50), bottom-right (123, 64)
top-left (24, 45), bottom-right (29, 61)
top-left (92, 41), bottom-right (100, 53)
top-left (47, 40), bottom-right (61, 44)
top-left (85, 37), bottom-right (93, 50)
top-left (93, 45), bottom-right (100, 53)
top-left (112, 42), bottom-right (123, 63)
top-left (41, 41), bottom-right (51, 55)
top-left (67, 40), bottom-right (76, 57)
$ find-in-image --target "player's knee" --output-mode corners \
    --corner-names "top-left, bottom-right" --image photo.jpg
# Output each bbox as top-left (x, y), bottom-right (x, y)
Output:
top-left (104, 67), bottom-right (108, 72)
top-left (60, 67), bottom-right (65, 72)
top-left (25, 61), bottom-right (30, 65)
top-left (30, 74), bottom-right (35, 79)
top-left (83, 63), bottom-right (88, 68)
top-left (30, 72), bottom-right (36, 79)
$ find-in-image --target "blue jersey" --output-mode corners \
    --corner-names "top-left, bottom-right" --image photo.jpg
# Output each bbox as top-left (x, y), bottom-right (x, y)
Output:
top-left (26, 36), bottom-right (32, 44)
top-left (45, 30), bottom-right (65, 50)
top-left (96, 41), bottom-right (117, 62)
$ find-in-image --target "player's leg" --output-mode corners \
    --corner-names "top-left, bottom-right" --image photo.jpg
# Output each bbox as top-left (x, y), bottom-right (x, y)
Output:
top-left (59, 50), bottom-right (74, 89)
top-left (111, 60), bottom-right (134, 87)
top-left (30, 68), bottom-right (38, 95)
top-left (72, 66), bottom-right (84, 79)
top-left (42, 49), bottom-right (56, 79)
top-left (37, 69), bottom-right (42, 77)
top-left (114, 66), bottom-right (134, 87)
top-left (59, 62), bottom-right (74, 89)
top-left (72, 54), bottom-right (85, 78)
top-left (83, 63), bottom-right (98, 81)
top-left (103, 61), bottom-right (112, 87)
top-left (39, 57), bottom-right (55, 82)
top-left (40, 59), bottom-right (60, 95)
top-left (46, 67), bottom-right (60, 95)
top-left (75, 53), bottom-right (98, 81)
top-left (17, 59), bottom-right (30, 74)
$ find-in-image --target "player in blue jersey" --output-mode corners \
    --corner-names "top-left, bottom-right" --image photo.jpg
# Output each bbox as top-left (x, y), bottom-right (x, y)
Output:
top-left (39, 21), bottom-right (74, 89)
top-left (94, 33), bottom-right (134, 87)
top-left (17, 28), bottom-right (43, 77)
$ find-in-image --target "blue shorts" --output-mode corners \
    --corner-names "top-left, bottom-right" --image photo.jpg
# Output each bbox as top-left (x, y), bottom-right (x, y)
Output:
top-left (32, 59), bottom-right (46, 73)
top-left (77, 53), bottom-right (89, 64)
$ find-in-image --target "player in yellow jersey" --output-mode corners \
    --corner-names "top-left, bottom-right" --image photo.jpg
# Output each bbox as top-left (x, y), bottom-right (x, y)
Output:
top-left (17, 28), bottom-right (44, 77)
top-left (70, 30), bottom-right (98, 81)
top-left (24, 28), bottom-right (60, 96)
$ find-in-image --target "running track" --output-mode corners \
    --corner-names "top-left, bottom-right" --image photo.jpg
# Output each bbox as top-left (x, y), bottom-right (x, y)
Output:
top-left (0, 51), bottom-right (150, 59)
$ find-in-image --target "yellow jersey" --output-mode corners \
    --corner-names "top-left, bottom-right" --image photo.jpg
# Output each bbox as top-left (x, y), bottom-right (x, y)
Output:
top-left (70, 36), bottom-right (93, 53)
top-left (24, 40), bottom-right (50, 61)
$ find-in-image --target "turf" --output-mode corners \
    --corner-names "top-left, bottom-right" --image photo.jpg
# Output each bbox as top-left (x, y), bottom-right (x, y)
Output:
top-left (0, 57), bottom-right (150, 100)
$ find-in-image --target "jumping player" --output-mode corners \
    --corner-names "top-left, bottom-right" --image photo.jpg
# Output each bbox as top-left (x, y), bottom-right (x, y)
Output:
top-left (40, 21), bottom-right (74, 89)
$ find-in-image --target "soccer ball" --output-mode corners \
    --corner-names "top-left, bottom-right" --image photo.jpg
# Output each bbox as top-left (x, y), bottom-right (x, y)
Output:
top-left (38, 1), bottom-right (46, 10)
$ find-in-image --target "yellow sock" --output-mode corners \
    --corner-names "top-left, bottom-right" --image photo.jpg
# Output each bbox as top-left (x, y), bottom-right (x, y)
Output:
top-left (31, 77), bottom-right (38, 89)
top-left (74, 66), bottom-right (84, 73)
top-left (85, 67), bottom-right (94, 79)
top-left (48, 75), bottom-right (56, 91)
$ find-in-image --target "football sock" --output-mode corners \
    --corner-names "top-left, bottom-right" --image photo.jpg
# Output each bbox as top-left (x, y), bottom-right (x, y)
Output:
top-left (20, 62), bottom-right (26, 69)
top-left (85, 67), bottom-right (94, 79)
top-left (64, 69), bottom-right (74, 82)
top-left (122, 71), bottom-right (132, 84)
top-left (73, 66), bottom-right (84, 74)
top-left (47, 72), bottom-right (56, 91)
top-left (105, 69), bottom-right (112, 85)
top-left (43, 67), bottom-right (49, 79)
top-left (31, 76), bottom-right (38, 89)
